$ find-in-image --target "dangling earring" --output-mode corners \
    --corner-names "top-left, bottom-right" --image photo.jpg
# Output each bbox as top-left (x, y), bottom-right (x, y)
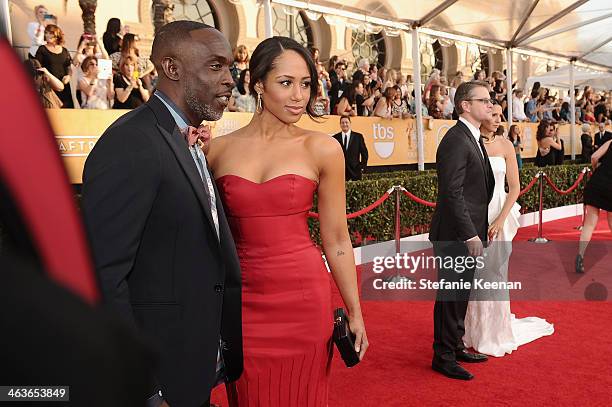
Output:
top-left (256, 92), bottom-right (263, 114)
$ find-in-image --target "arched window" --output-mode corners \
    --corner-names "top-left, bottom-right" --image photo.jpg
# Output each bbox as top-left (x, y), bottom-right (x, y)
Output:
top-left (171, 0), bottom-right (218, 28)
top-left (272, 6), bottom-right (313, 48)
top-left (432, 40), bottom-right (444, 72)
top-left (351, 29), bottom-right (385, 68)
top-left (466, 44), bottom-right (490, 76)
top-left (419, 37), bottom-right (435, 81)
top-left (479, 48), bottom-right (490, 76)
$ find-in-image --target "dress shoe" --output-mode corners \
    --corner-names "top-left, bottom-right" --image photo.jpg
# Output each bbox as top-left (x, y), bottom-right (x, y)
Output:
top-left (432, 360), bottom-right (474, 380)
top-left (456, 349), bottom-right (488, 363)
top-left (575, 254), bottom-right (584, 274)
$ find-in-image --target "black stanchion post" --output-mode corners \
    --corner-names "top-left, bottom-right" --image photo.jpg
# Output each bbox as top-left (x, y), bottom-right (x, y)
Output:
top-left (395, 185), bottom-right (401, 254)
top-left (529, 171), bottom-right (550, 243)
top-left (385, 186), bottom-right (411, 283)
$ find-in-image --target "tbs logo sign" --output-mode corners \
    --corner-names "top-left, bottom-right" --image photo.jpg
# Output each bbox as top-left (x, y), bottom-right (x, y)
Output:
top-left (372, 123), bottom-right (395, 158)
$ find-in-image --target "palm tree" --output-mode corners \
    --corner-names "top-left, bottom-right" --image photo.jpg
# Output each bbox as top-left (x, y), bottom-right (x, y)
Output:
top-left (79, 0), bottom-right (97, 34)
top-left (152, 0), bottom-right (175, 35)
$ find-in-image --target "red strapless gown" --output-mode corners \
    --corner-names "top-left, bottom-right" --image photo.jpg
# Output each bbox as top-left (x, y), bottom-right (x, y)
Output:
top-left (216, 174), bottom-right (333, 407)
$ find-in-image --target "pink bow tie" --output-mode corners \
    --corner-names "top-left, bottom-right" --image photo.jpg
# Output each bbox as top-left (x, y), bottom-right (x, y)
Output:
top-left (182, 125), bottom-right (212, 148)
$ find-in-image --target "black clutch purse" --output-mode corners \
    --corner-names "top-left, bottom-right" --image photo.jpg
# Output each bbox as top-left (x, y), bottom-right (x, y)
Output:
top-left (333, 308), bottom-right (360, 367)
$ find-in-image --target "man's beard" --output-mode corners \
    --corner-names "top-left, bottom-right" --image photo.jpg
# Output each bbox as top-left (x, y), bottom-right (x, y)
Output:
top-left (184, 83), bottom-right (223, 122)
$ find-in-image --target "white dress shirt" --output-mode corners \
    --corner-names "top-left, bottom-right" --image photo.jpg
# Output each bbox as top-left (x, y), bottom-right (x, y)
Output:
top-left (342, 130), bottom-right (352, 150)
top-left (512, 95), bottom-right (527, 121)
top-left (459, 117), bottom-right (484, 158)
top-left (154, 92), bottom-right (220, 240)
top-left (458, 116), bottom-right (485, 243)
top-left (27, 22), bottom-right (46, 57)
top-left (153, 91), bottom-right (225, 390)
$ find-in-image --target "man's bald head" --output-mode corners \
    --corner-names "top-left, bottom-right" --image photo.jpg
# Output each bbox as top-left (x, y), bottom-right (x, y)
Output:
top-left (150, 20), bottom-right (214, 70)
top-left (150, 20), bottom-right (234, 125)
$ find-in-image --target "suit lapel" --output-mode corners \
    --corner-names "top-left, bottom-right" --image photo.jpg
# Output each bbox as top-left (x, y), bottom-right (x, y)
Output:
top-left (458, 121), bottom-right (486, 168)
top-left (346, 132), bottom-right (354, 151)
top-left (479, 137), bottom-right (495, 200)
top-left (457, 121), bottom-right (492, 196)
top-left (156, 124), bottom-right (219, 240)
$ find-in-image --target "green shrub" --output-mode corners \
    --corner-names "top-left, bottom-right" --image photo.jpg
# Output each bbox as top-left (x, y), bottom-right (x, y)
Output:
top-left (309, 163), bottom-right (589, 246)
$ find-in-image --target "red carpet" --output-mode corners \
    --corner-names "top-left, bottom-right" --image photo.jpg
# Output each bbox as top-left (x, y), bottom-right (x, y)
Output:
top-left (212, 215), bottom-right (612, 406)
top-left (515, 213), bottom-right (611, 242)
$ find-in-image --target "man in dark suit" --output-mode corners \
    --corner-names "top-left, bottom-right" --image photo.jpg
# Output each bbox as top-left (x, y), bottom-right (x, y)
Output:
top-left (429, 80), bottom-right (495, 381)
top-left (81, 21), bottom-right (242, 407)
top-left (0, 36), bottom-right (155, 405)
top-left (329, 61), bottom-right (349, 114)
top-left (333, 115), bottom-right (369, 181)
top-left (594, 121), bottom-right (612, 150)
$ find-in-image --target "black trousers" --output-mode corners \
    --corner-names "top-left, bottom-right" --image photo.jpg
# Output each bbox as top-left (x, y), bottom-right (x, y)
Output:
top-left (432, 241), bottom-right (476, 363)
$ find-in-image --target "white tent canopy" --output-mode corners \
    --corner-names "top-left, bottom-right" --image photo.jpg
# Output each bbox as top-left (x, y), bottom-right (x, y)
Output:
top-left (271, 0), bottom-right (612, 164)
top-left (272, 0), bottom-right (612, 71)
top-left (525, 65), bottom-right (612, 90)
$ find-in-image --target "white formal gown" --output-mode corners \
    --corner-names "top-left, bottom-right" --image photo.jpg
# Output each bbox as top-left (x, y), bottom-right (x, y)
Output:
top-left (463, 156), bottom-right (554, 357)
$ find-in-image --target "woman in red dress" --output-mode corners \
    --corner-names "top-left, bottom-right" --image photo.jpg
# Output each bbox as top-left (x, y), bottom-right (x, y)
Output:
top-left (208, 37), bottom-right (368, 407)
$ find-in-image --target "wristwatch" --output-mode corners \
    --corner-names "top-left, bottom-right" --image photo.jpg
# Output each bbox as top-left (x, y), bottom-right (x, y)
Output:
top-left (146, 390), bottom-right (164, 407)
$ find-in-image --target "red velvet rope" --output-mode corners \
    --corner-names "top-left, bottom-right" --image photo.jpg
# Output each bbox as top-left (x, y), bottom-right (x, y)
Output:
top-left (544, 172), bottom-right (585, 195)
top-left (518, 174), bottom-right (540, 197)
top-left (308, 191), bottom-right (391, 219)
top-left (401, 189), bottom-right (437, 207)
top-left (307, 169), bottom-right (587, 220)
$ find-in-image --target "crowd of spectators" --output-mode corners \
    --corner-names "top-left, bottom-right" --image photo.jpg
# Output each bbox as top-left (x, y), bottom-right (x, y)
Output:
top-left (22, 4), bottom-right (612, 135)
top-left (24, 5), bottom-right (152, 110)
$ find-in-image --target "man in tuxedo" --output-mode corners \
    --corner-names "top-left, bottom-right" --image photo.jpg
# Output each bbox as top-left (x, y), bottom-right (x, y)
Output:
top-left (333, 115), bottom-right (369, 180)
top-left (81, 21), bottom-right (242, 407)
top-left (429, 80), bottom-right (495, 380)
top-left (594, 121), bottom-right (612, 150)
top-left (329, 61), bottom-right (348, 114)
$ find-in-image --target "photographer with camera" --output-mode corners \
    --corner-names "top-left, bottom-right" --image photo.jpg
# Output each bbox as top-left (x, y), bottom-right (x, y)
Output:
top-left (27, 5), bottom-right (56, 58)
top-left (75, 33), bottom-right (109, 66)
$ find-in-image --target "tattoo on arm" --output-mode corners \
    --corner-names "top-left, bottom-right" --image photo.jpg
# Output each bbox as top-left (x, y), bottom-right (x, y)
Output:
top-left (337, 250), bottom-right (345, 257)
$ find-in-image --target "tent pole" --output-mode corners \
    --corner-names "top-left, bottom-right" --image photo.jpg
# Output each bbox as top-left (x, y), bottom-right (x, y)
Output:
top-left (569, 60), bottom-right (576, 160)
top-left (0, 0), bottom-right (12, 44)
top-left (506, 48), bottom-right (513, 129)
top-left (411, 27), bottom-right (425, 171)
top-left (263, 0), bottom-right (273, 39)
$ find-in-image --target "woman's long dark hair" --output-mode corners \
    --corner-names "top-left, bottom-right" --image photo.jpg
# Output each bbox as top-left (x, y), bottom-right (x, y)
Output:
top-left (536, 120), bottom-right (552, 141)
top-left (508, 124), bottom-right (520, 143)
top-left (105, 18), bottom-right (121, 36)
top-left (236, 69), bottom-right (249, 95)
top-left (248, 36), bottom-right (319, 119)
top-left (23, 58), bottom-right (52, 105)
top-left (121, 33), bottom-right (139, 56)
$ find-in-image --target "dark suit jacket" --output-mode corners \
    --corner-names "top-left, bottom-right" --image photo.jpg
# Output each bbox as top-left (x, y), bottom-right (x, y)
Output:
top-left (594, 131), bottom-right (612, 149)
top-left (581, 133), bottom-right (594, 163)
top-left (429, 120), bottom-right (495, 243)
top-left (329, 77), bottom-right (349, 115)
top-left (81, 96), bottom-right (243, 407)
top-left (0, 254), bottom-right (156, 407)
top-left (333, 131), bottom-right (369, 181)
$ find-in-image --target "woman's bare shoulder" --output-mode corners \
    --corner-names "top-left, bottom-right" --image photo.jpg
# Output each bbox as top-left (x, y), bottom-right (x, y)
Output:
top-left (499, 137), bottom-right (514, 149)
top-left (303, 130), bottom-right (342, 156)
top-left (208, 129), bottom-right (247, 165)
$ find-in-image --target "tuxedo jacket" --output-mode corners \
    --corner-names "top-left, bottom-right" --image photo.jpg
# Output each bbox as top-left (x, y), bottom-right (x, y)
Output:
top-left (81, 96), bottom-right (243, 407)
top-left (329, 78), bottom-right (349, 114)
top-left (595, 131), bottom-right (612, 149)
top-left (429, 120), bottom-right (495, 244)
top-left (333, 131), bottom-right (369, 181)
top-left (0, 254), bottom-right (156, 407)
